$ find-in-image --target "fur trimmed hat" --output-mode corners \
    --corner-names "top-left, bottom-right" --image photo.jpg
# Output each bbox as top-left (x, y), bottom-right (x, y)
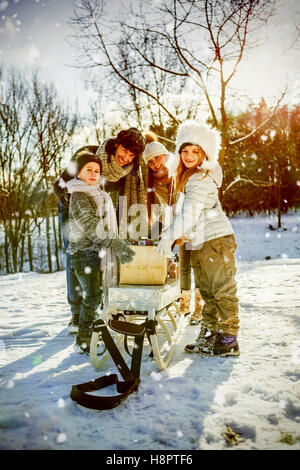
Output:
top-left (142, 141), bottom-right (169, 164)
top-left (105, 127), bottom-right (145, 159)
top-left (175, 120), bottom-right (221, 170)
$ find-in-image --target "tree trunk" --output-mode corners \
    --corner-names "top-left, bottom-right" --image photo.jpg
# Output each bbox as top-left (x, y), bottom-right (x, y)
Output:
top-left (28, 232), bottom-right (33, 271)
top-left (4, 228), bottom-right (11, 274)
top-left (277, 183), bottom-right (282, 229)
top-left (19, 232), bottom-right (25, 272)
top-left (46, 214), bottom-right (53, 273)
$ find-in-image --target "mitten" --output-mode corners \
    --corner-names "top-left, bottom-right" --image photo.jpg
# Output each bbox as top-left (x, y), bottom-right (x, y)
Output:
top-left (61, 188), bottom-right (70, 207)
top-left (108, 239), bottom-right (135, 264)
top-left (118, 245), bottom-right (135, 265)
top-left (156, 239), bottom-right (173, 258)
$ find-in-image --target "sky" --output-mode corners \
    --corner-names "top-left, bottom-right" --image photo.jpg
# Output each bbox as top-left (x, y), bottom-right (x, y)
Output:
top-left (0, 0), bottom-right (299, 114)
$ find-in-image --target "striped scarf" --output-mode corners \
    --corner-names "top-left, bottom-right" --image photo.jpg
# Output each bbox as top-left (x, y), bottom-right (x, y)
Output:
top-left (96, 140), bottom-right (148, 238)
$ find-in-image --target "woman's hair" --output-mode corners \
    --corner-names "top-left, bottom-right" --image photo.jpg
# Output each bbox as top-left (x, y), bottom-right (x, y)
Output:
top-left (175, 145), bottom-right (207, 193)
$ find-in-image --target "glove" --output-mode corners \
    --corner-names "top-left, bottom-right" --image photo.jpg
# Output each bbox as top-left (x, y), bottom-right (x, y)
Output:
top-left (118, 245), bottom-right (135, 265)
top-left (109, 238), bottom-right (136, 265)
top-left (61, 188), bottom-right (70, 207)
top-left (156, 239), bottom-right (173, 258)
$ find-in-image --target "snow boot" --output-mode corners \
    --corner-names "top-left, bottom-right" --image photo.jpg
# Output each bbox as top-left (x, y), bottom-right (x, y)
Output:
top-left (184, 326), bottom-right (217, 353)
top-left (68, 314), bottom-right (79, 334)
top-left (180, 290), bottom-right (191, 316)
top-left (74, 332), bottom-right (91, 354)
top-left (189, 289), bottom-right (203, 325)
top-left (197, 332), bottom-right (240, 357)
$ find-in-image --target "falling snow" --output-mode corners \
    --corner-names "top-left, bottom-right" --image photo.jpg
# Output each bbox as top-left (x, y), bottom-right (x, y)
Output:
top-left (0, 211), bottom-right (300, 450)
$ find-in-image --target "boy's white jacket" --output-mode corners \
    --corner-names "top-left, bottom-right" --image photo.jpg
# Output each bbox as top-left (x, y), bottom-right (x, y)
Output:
top-left (162, 163), bottom-right (234, 248)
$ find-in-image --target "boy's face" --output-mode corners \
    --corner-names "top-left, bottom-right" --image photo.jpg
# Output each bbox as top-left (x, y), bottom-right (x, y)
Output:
top-left (180, 145), bottom-right (205, 168)
top-left (78, 162), bottom-right (100, 186)
top-left (114, 144), bottom-right (136, 167)
top-left (148, 154), bottom-right (168, 180)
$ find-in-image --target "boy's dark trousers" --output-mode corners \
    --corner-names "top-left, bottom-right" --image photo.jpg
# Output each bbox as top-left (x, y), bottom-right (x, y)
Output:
top-left (57, 201), bottom-right (82, 319)
top-left (69, 250), bottom-right (103, 335)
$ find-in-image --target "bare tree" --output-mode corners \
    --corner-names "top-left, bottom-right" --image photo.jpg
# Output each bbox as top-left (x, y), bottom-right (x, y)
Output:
top-left (0, 65), bottom-right (80, 274)
top-left (27, 71), bottom-right (80, 272)
top-left (0, 65), bottom-right (38, 273)
top-left (69, 0), bottom-right (275, 168)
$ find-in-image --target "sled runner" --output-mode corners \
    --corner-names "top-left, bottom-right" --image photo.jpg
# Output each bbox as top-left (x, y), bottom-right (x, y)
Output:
top-left (89, 278), bottom-right (183, 371)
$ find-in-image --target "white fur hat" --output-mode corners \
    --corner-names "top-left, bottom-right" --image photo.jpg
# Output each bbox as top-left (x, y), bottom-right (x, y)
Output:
top-left (175, 120), bottom-right (221, 170)
top-left (142, 141), bottom-right (169, 164)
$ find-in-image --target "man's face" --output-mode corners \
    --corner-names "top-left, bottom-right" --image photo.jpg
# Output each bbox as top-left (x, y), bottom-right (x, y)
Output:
top-left (114, 144), bottom-right (135, 167)
top-left (148, 154), bottom-right (168, 179)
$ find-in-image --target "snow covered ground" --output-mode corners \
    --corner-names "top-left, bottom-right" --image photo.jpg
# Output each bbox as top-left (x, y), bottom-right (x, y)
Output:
top-left (0, 211), bottom-right (300, 451)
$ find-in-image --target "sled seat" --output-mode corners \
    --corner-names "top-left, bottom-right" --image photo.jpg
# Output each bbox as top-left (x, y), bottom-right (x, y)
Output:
top-left (89, 279), bottom-right (184, 371)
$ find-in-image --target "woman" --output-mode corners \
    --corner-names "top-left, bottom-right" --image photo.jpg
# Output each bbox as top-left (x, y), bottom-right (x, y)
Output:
top-left (157, 121), bottom-right (240, 357)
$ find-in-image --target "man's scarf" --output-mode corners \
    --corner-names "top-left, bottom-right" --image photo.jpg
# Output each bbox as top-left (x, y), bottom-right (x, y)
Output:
top-left (96, 140), bottom-right (148, 238)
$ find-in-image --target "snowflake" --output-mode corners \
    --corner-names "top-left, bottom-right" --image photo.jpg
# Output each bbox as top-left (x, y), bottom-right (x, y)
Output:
top-left (56, 433), bottom-right (67, 444)
top-left (66, 161), bottom-right (77, 177)
top-left (151, 371), bottom-right (161, 382)
top-left (57, 398), bottom-right (65, 408)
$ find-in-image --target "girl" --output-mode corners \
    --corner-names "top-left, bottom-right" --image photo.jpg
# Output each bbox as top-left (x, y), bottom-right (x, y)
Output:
top-left (142, 136), bottom-right (203, 320)
top-left (66, 151), bottom-right (135, 353)
top-left (157, 121), bottom-right (240, 357)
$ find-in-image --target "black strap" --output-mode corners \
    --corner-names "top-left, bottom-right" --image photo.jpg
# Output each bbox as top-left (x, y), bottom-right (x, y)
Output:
top-left (70, 374), bottom-right (140, 410)
top-left (70, 319), bottom-right (157, 410)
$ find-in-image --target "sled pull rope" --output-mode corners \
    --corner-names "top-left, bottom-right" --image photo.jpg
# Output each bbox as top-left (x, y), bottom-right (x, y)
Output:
top-left (70, 318), bottom-right (157, 410)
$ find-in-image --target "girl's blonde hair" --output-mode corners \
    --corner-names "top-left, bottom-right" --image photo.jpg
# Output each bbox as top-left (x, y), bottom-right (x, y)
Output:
top-left (175, 145), bottom-right (208, 193)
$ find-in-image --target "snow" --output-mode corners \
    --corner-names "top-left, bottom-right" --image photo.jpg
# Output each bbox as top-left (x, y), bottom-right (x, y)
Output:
top-left (0, 211), bottom-right (300, 450)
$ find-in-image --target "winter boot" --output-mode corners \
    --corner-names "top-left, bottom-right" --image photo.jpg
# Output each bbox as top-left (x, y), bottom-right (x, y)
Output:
top-left (197, 332), bottom-right (240, 357)
top-left (74, 331), bottom-right (92, 354)
top-left (184, 326), bottom-right (217, 353)
top-left (189, 289), bottom-right (203, 325)
top-left (68, 314), bottom-right (79, 334)
top-left (180, 290), bottom-right (191, 316)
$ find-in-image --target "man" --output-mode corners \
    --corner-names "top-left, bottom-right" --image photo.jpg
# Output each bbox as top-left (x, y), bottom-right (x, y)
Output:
top-left (53, 128), bottom-right (146, 333)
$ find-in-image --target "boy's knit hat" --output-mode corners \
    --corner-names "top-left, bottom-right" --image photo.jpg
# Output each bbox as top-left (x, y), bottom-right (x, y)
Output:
top-left (142, 141), bottom-right (169, 164)
top-left (74, 151), bottom-right (102, 175)
top-left (175, 120), bottom-right (221, 170)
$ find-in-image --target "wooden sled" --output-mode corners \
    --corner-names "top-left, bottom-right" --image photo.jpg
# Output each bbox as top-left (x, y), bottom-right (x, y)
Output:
top-left (89, 279), bottom-right (184, 371)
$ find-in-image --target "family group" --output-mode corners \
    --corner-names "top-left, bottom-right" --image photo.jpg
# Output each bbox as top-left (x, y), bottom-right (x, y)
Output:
top-left (53, 121), bottom-right (240, 358)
